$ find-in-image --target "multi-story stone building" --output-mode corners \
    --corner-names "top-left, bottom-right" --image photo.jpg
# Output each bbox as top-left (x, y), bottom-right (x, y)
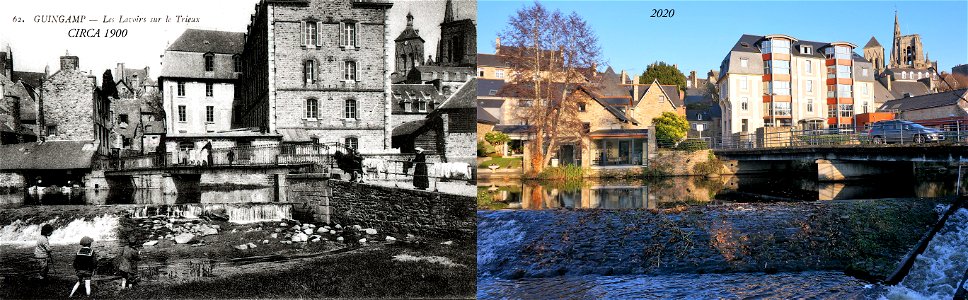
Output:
top-left (237, 0), bottom-right (393, 153)
top-left (718, 34), bottom-right (877, 142)
top-left (42, 53), bottom-right (112, 155)
top-left (160, 29), bottom-right (243, 136)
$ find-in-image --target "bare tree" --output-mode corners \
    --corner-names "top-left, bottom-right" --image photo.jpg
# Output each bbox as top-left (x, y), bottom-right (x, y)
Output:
top-left (498, 2), bottom-right (602, 174)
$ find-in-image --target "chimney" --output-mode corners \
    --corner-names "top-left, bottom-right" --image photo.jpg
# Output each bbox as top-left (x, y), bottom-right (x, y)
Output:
top-left (60, 51), bottom-right (79, 71)
top-left (495, 37), bottom-right (501, 52)
top-left (620, 70), bottom-right (627, 84)
top-left (690, 70), bottom-right (698, 88)
top-left (632, 76), bottom-right (640, 101)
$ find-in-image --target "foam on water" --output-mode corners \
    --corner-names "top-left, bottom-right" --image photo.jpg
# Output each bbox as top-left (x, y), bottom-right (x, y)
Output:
top-left (0, 215), bottom-right (120, 247)
top-left (476, 214), bottom-right (526, 278)
top-left (882, 207), bottom-right (968, 300)
top-left (131, 203), bottom-right (292, 224)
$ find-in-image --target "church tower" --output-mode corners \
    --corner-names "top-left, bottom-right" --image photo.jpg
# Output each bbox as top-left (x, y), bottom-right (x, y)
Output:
top-left (863, 37), bottom-right (885, 74)
top-left (394, 12), bottom-right (425, 77)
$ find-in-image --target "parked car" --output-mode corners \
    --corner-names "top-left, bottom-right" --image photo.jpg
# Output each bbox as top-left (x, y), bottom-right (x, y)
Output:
top-left (865, 120), bottom-right (945, 144)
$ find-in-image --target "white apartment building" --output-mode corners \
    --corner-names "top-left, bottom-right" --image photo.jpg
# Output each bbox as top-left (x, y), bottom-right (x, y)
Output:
top-left (718, 34), bottom-right (876, 142)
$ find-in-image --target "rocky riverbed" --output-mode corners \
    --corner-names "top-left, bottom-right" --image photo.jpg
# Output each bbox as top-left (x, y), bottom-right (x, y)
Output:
top-left (478, 199), bottom-right (945, 281)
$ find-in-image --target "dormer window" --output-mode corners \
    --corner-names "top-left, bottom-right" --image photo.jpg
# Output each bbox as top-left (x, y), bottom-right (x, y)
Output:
top-left (801, 45), bottom-right (812, 55)
top-left (204, 53), bottom-right (214, 72)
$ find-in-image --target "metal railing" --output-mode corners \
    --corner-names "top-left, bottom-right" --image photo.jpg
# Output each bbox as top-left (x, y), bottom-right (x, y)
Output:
top-left (704, 123), bottom-right (968, 151)
top-left (108, 143), bottom-right (346, 171)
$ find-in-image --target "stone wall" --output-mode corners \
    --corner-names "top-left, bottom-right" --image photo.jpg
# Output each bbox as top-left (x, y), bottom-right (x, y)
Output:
top-left (329, 180), bottom-right (475, 238)
top-left (43, 69), bottom-right (97, 141)
top-left (0, 172), bottom-right (25, 189)
top-left (199, 169), bottom-right (277, 187)
top-left (479, 199), bottom-right (941, 280)
top-left (286, 173), bottom-right (332, 222)
top-left (286, 177), bottom-right (475, 238)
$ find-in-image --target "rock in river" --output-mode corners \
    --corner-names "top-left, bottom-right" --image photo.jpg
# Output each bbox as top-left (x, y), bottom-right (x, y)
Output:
top-left (364, 228), bottom-right (377, 235)
top-left (174, 233), bottom-right (196, 244)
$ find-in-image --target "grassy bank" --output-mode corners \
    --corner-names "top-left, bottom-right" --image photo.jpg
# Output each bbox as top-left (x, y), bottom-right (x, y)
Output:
top-left (1, 239), bottom-right (475, 299)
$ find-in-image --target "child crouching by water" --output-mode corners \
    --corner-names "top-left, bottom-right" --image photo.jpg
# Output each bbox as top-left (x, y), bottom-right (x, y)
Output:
top-left (69, 236), bottom-right (97, 297)
top-left (116, 238), bottom-right (141, 289)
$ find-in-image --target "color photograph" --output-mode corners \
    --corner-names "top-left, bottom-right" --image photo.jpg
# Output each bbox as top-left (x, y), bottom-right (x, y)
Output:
top-left (476, 1), bottom-right (968, 299)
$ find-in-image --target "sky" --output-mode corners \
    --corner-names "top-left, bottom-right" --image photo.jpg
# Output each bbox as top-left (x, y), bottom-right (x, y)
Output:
top-left (0, 0), bottom-right (475, 81)
top-left (478, 1), bottom-right (968, 77)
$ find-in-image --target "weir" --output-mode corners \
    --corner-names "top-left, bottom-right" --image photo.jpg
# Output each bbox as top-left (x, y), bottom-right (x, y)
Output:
top-left (883, 198), bottom-right (968, 299)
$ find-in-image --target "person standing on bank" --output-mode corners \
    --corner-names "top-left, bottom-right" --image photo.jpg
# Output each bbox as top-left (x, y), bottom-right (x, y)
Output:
top-left (116, 238), bottom-right (141, 289)
top-left (412, 147), bottom-right (429, 190)
top-left (69, 236), bottom-right (97, 297)
top-left (33, 224), bottom-right (54, 280)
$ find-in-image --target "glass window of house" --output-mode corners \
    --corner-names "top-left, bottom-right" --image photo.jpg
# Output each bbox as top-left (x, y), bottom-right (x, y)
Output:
top-left (741, 97), bottom-right (748, 110)
top-left (495, 70), bottom-right (504, 78)
top-left (343, 22), bottom-right (357, 47)
top-left (204, 54), bottom-right (214, 72)
top-left (344, 61), bottom-right (357, 81)
top-left (740, 58), bottom-right (749, 68)
top-left (206, 83), bottom-right (214, 97)
top-left (305, 60), bottom-right (316, 84)
top-left (773, 60), bottom-right (790, 74)
top-left (772, 39), bottom-right (790, 54)
top-left (807, 99), bottom-right (814, 112)
top-left (774, 81), bottom-right (790, 95)
top-left (305, 98), bottom-right (318, 119)
top-left (805, 60), bottom-right (812, 74)
top-left (177, 82), bottom-right (185, 96)
top-left (806, 80), bottom-right (813, 92)
top-left (178, 105), bottom-right (187, 122)
top-left (839, 104), bottom-right (853, 117)
top-left (206, 106), bottom-right (214, 123)
top-left (837, 65), bottom-right (851, 78)
top-left (305, 22), bottom-right (318, 46)
top-left (345, 137), bottom-right (358, 150)
top-left (345, 99), bottom-right (358, 119)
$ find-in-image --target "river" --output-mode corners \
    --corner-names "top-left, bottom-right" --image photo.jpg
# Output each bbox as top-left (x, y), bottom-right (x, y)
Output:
top-left (477, 174), bottom-right (967, 299)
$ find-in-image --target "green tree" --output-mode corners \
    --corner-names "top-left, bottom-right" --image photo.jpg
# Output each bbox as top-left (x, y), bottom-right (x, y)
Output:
top-left (639, 61), bottom-right (687, 92)
top-left (484, 131), bottom-right (510, 147)
top-left (653, 111), bottom-right (689, 147)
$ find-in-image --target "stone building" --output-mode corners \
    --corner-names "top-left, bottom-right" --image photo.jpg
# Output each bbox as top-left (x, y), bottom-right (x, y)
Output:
top-left (396, 77), bottom-right (475, 164)
top-left (685, 70), bottom-right (722, 142)
top-left (237, 0), bottom-right (394, 153)
top-left (878, 88), bottom-right (968, 127)
top-left (863, 12), bottom-right (939, 98)
top-left (436, 0), bottom-right (475, 68)
top-left (161, 29), bottom-right (243, 136)
top-left (41, 52), bottom-right (111, 155)
top-left (394, 12), bottom-right (424, 78)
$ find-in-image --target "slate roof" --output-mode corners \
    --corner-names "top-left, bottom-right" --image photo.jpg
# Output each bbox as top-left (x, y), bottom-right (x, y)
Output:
top-left (684, 87), bottom-right (722, 121)
top-left (278, 128), bottom-right (312, 142)
top-left (864, 37), bottom-right (882, 48)
top-left (729, 34), bottom-right (867, 62)
top-left (879, 89), bottom-right (968, 112)
top-left (872, 81), bottom-right (897, 105)
top-left (587, 128), bottom-right (650, 137)
top-left (0, 141), bottom-right (97, 170)
top-left (392, 119), bottom-right (427, 137)
top-left (439, 78), bottom-right (475, 110)
top-left (477, 79), bottom-right (505, 97)
top-left (477, 106), bottom-right (499, 124)
top-left (391, 84), bottom-right (446, 110)
top-left (394, 26), bottom-right (423, 42)
top-left (494, 124), bottom-right (531, 134)
top-left (477, 54), bottom-right (509, 68)
top-left (12, 71), bottom-right (44, 89)
top-left (890, 81), bottom-right (931, 98)
top-left (167, 29), bottom-right (245, 54)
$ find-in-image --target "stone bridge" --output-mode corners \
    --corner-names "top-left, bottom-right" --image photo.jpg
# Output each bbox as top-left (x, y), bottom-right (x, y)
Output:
top-left (714, 144), bottom-right (968, 181)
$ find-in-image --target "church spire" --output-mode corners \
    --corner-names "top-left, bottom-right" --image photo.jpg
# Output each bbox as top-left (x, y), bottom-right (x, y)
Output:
top-left (443, 0), bottom-right (455, 23)
top-left (893, 11), bottom-right (901, 41)
top-left (406, 11), bottom-right (413, 28)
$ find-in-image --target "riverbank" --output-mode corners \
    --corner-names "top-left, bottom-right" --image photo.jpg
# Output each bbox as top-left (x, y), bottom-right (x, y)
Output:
top-left (0, 206), bottom-right (476, 298)
top-left (478, 198), bottom-right (945, 281)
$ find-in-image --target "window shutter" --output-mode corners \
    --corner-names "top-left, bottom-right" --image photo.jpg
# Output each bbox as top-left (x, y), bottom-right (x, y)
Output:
top-left (355, 62), bottom-right (360, 82)
top-left (316, 22), bottom-right (323, 47)
top-left (338, 22), bottom-right (344, 47)
top-left (300, 21), bottom-right (306, 46)
top-left (340, 61), bottom-right (345, 81)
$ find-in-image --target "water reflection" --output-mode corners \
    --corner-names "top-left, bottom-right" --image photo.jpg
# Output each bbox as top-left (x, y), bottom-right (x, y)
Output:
top-left (479, 175), bottom-right (958, 210)
top-left (0, 186), bottom-right (276, 208)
